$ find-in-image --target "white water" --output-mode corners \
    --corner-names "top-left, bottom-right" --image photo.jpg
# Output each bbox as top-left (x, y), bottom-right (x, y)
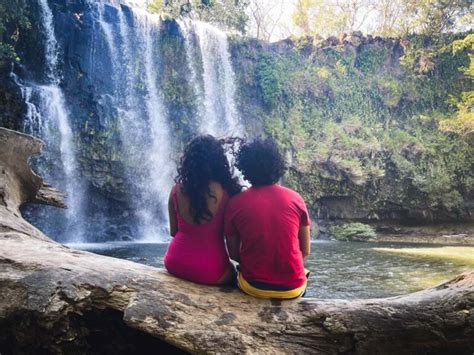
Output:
top-left (178, 19), bottom-right (204, 122)
top-left (18, 0), bottom-right (85, 242)
top-left (135, 9), bottom-right (173, 240)
top-left (179, 20), bottom-right (246, 186)
top-left (17, 1), bottom-right (244, 242)
top-left (38, 0), bottom-right (59, 83)
top-left (96, 4), bottom-right (173, 241)
top-left (179, 20), bottom-right (243, 137)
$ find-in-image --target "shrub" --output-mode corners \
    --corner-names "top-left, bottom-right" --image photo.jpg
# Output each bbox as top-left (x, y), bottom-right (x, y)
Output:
top-left (330, 223), bottom-right (376, 242)
top-left (255, 53), bottom-right (282, 108)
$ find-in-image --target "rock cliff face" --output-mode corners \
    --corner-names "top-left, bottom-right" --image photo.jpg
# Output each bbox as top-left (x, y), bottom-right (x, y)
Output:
top-left (0, 0), bottom-right (472, 242)
top-left (230, 31), bottom-right (473, 225)
top-left (1, 127), bottom-right (474, 354)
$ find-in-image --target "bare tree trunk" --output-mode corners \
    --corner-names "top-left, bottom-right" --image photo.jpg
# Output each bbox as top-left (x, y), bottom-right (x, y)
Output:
top-left (0, 128), bottom-right (473, 354)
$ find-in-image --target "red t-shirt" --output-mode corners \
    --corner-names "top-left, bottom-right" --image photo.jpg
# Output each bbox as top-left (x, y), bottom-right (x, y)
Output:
top-left (224, 184), bottom-right (310, 289)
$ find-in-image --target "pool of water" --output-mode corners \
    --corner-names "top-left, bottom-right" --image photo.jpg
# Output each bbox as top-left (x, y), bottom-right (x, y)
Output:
top-left (69, 241), bottom-right (472, 299)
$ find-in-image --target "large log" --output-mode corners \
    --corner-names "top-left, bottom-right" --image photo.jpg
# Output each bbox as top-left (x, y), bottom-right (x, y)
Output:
top-left (0, 127), bottom-right (473, 354)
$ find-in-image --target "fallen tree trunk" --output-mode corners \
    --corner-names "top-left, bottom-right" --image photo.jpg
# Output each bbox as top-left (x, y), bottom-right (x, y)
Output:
top-left (0, 127), bottom-right (473, 354)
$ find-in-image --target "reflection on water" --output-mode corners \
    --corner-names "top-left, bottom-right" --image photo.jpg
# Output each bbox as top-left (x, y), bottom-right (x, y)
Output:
top-left (70, 241), bottom-right (472, 299)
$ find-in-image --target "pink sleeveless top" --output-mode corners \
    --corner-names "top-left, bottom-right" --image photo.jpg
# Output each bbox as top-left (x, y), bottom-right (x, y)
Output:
top-left (164, 184), bottom-right (231, 285)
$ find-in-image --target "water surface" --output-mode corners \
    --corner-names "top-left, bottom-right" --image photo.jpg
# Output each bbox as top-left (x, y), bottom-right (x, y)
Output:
top-left (70, 241), bottom-right (472, 299)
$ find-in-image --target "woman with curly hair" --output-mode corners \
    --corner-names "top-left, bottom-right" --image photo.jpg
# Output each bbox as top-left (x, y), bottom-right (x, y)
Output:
top-left (224, 137), bottom-right (311, 299)
top-left (164, 135), bottom-right (241, 285)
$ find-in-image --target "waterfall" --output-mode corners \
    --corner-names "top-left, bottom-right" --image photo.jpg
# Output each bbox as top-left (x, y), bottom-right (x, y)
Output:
top-left (94, 3), bottom-right (173, 241)
top-left (179, 20), bottom-right (245, 186)
top-left (179, 20), bottom-right (243, 137)
top-left (17, 0), bottom-right (85, 242)
top-left (14, 1), bottom-right (244, 243)
top-left (134, 9), bottom-right (173, 241)
top-left (178, 20), bottom-right (204, 123)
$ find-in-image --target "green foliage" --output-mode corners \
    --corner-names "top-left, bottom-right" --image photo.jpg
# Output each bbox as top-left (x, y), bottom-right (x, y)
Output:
top-left (400, 0), bottom-right (472, 35)
top-left (292, 0), bottom-right (349, 37)
top-left (330, 223), bottom-right (376, 241)
top-left (255, 53), bottom-right (282, 108)
top-left (0, 0), bottom-right (31, 66)
top-left (234, 32), bottom-right (473, 218)
top-left (291, 0), bottom-right (471, 38)
top-left (148, 0), bottom-right (249, 33)
top-left (439, 34), bottom-right (474, 137)
top-left (356, 45), bottom-right (389, 74)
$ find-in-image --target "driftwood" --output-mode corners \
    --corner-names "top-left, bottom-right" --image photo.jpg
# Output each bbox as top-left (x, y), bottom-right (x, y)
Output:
top-left (0, 127), bottom-right (473, 354)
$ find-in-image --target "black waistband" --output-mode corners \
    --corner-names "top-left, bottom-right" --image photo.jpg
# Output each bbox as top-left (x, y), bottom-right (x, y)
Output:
top-left (247, 280), bottom-right (295, 291)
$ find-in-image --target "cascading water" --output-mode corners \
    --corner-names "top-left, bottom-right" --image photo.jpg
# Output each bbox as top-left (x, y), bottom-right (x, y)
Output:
top-left (134, 9), bottom-right (173, 241)
top-left (94, 3), bottom-right (173, 241)
top-left (17, 0), bottom-right (85, 242)
top-left (179, 20), bottom-right (246, 186)
top-left (179, 20), bottom-right (243, 137)
top-left (14, 1), bottom-right (244, 243)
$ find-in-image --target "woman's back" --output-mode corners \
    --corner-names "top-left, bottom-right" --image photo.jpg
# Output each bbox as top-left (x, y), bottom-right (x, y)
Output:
top-left (175, 181), bottom-right (225, 226)
top-left (164, 182), bottom-right (231, 285)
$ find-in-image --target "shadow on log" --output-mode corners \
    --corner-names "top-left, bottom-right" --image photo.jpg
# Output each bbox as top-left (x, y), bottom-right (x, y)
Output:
top-left (0, 127), bottom-right (473, 354)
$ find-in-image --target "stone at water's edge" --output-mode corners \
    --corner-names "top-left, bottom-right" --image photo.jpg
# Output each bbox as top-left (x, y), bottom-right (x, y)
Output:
top-left (1, 127), bottom-right (474, 354)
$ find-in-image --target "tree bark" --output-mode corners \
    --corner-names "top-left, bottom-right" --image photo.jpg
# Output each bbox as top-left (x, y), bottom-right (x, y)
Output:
top-left (0, 127), bottom-right (473, 354)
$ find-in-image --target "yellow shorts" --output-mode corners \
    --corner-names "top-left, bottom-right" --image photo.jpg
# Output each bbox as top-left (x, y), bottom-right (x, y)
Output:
top-left (237, 269), bottom-right (310, 299)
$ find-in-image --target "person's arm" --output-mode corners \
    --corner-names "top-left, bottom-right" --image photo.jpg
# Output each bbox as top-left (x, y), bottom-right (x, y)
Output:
top-left (225, 234), bottom-right (240, 262)
top-left (168, 189), bottom-right (178, 237)
top-left (298, 225), bottom-right (311, 258)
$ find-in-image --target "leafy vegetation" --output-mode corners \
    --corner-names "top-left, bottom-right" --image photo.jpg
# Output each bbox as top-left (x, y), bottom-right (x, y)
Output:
top-left (234, 32), bottom-right (474, 219)
top-left (291, 0), bottom-right (472, 38)
top-left (148, 0), bottom-right (249, 33)
top-left (439, 34), bottom-right (474, 137)
top-left (330, 223), bottom-right (376, 241)
top-left (0, 0), bottom-right (31, 68)
top-left (0, 0), bottom-right (471, 224)
top-left (255, 53), bottom-right (283, 108)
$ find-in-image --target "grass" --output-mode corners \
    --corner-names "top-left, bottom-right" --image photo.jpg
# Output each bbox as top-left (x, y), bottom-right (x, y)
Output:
top-left (373, 246), bottom-right (474, 266)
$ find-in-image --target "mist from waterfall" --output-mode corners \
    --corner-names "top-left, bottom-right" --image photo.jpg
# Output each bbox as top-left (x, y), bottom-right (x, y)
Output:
top-left (95, 3), bottom-right (173, 241)
top-left (17, 0), bottom-right (85, 242)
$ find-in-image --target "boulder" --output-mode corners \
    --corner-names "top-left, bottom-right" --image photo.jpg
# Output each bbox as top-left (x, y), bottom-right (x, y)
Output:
top-left (0, 128), bottom-right (473, 354)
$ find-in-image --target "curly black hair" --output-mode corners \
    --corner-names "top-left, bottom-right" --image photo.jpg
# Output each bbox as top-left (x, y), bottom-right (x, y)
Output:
top-left (236, 137), bottom-right (286, 186)
top-left (176, 135), bottom-right (242, 223)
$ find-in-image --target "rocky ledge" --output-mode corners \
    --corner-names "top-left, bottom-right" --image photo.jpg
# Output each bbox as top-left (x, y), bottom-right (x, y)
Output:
top-left (0, 127), bottom-right (473, 354)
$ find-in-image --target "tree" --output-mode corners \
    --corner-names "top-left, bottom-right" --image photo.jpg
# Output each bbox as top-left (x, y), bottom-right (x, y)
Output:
top-left (401, 0), bottom-right (472, 35)
top-left (247, 0), bottom-right (289, 41)
top-left (292, 0), bottom-right (343, 37)
top-left (148, 0), bottom-right (249, 34)
top-left (292, 0), bottom-right (472, 38)
top-left (369, 0), bottom-right (406, 36)
top-left (292, 0), bottom-right (374, 37)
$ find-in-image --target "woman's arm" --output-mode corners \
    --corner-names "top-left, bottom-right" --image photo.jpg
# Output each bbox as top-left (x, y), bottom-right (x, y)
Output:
top-left (225, 234), bottom-right (240, 262)
top-left (168, 189), bottom-right (178, 237)
top-left (298, 225), bottom-right (311, 258)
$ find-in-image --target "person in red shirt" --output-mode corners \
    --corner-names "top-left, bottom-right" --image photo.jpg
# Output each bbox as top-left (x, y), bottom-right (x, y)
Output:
top-left (224, 138), bottom-right (311, 299)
